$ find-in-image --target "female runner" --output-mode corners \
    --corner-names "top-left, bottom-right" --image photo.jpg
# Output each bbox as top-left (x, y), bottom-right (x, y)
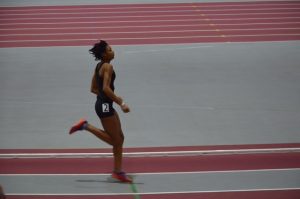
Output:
top-left (69, 40), bottom-right (132, 183)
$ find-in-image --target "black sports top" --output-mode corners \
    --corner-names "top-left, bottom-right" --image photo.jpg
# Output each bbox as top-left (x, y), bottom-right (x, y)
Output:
top-left (95, 62), bottom-right (116, 101)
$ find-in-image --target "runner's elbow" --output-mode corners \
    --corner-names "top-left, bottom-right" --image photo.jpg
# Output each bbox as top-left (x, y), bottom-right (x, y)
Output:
top-left (103, 86), bottom-right (111, 95)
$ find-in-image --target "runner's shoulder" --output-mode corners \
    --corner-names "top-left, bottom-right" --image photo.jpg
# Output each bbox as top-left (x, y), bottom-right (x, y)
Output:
top-left (102, 63), bottom-right (113, 72)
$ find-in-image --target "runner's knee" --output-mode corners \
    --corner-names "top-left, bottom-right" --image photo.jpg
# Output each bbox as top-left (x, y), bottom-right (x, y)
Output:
top-left (112, 133), bottom-right (124, 147)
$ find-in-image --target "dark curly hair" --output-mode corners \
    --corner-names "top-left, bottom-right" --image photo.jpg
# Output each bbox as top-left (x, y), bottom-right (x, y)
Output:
top-left (89, 40), bottom-right (108, 61)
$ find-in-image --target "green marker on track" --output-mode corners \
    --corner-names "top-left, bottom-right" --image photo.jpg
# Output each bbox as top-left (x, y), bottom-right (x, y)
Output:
top-left (130, 182), bottom-right (141, 199)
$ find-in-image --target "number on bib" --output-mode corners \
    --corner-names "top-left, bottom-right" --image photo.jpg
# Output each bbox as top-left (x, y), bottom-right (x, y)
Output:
top-left (102, 103), bottom-right (109, 113)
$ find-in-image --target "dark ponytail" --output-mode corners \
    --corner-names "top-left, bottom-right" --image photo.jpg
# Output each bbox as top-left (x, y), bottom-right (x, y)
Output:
top-left (89, 40), bottom-right (108, 61)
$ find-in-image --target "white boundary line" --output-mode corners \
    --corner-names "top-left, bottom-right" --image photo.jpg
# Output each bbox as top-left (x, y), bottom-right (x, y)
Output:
top-left (1, 11), bottom-right (299, 21)
top-left (0, 32), bottom-right (299, 48)
top-left (1, 1), bottom-right (300, 9)
top-left (1, 3), bottom-right (300, 12)
top-left (1, 7), bottom-right (300, 16)
top-left (1, 16), bottom-right (300, 25)
top-left (1, 168), bottom-right (300, 176)
top-left (1, 147), bottom-right (299, 158)
top-left (2, 169), bottom-right (300, 195)
top-left (1, 27), bottom-right (299, 37)
top-left (4, 188), bottom-right (300, 196)
top-left (0, 33), bottom-right (300, 44)
top-left (0, 40), bottom-right (298, 49)
top-left (1, 22), bottom-right (299, 31)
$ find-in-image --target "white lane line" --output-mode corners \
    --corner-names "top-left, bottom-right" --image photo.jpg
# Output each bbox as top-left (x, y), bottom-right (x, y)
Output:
top-left (1, 11), bottom-right (299, 21)
top-left (1, 147), bottom-right (299, 158)
top-left (0, 40), bottom-right (297, 49)
top-left (0, 14), bottom-right (208, 21)
top-left (1, 22), bottom-right (299, 31)
top-left (1, 2), bottom-right (300, 10)
top-left (1, 7), bottom-right (300, 16)
top-left (4, 188), bottom-right (300, 196)
top-left (1, 16), bottom-right (300, 25)
top-left (1, 10), bottom-right (300, 19)
top-left (0, 34), bottom-right (300, 44)
top-left (1, 168), bottom-right (300, 176)
top-left (1, 3), bottom-right (300, 12)
top-left (1, 169), bottom-right (299, 195)
top-left (0, 28), bottom-right (299, 37)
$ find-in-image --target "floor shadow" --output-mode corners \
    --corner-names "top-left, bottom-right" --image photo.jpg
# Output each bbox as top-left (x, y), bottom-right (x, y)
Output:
top-left (76, 179), bottom-right (144, 185)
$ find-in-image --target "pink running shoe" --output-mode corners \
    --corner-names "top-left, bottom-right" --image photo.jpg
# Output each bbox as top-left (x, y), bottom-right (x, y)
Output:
top-left (69, 119), bottom-right (87, 134)
top-left (111, 171), bottom-right (133, 183)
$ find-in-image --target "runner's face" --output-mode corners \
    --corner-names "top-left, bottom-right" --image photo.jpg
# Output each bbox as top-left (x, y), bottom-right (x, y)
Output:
top-left (104, 45), bottom-right (114, 60)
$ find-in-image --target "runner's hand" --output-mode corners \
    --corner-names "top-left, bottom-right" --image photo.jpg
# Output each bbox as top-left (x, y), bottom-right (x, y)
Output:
top-left (121, 103), bottom-right (130, 113)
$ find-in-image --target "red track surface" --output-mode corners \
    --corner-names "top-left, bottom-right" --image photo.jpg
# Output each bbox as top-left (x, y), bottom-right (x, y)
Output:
top-left (0, 1), bottom-right (300, 47)
top-left (6, 190), bottom-right (300, 199)
top-left (1, 1), bottom-right (299, 198)
top-left (1, 143), bottom-right (300, 174)
top-left (1, 144), bottom-right (300, 198)
top-left (1, 152), bottom-right (300, 174)
top-left (1, 143), bottom-right (299, 154)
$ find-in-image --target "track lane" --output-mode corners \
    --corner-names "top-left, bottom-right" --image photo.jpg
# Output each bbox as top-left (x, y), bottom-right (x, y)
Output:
top-left (1, 23), bottom-right (300, 35)
top-left (0, 1), bottom-right (299, 13)
top-left (5, 190), bottom-right (300, 199)
top-left (1, 2), bottom-right (299, 198)
top-left (1, 28), bottom-right (300, 40)
top-left (1, 153), bottom-right (300, 199)
top-left (1, 152), bottom-right (299, 174)
top-left (1, 17), bottom-right (299, 29)
top-left (1, 35), bottom-right (300, 48)
top-left (0, 1), bottom-right (299, 47)
top-left (1, 8), bottom-right (300, 17)
top-left (1, 13), bottom-right (300, 24)
top-left (2, 143), bottom-right (299, 154)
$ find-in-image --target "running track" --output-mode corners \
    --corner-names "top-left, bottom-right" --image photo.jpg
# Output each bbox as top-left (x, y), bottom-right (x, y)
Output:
top-left (1, 144), bottom-right (300, 198)
top-left (1, 1), bottom-right (300, 198)
top-left (0, 0), bottom-right (300, 47)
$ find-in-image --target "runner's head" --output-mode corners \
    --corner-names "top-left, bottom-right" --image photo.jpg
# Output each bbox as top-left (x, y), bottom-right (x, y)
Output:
top-left (89, 40), bottom-right (114, 61)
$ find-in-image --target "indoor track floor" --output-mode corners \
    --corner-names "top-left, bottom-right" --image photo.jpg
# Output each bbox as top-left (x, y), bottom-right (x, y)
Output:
top-left (0, 0), bottom-right (300, 198)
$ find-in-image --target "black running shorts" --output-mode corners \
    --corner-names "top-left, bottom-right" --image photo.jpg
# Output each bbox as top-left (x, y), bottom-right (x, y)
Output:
top-left (95, 97), bottom-right (115, 118)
